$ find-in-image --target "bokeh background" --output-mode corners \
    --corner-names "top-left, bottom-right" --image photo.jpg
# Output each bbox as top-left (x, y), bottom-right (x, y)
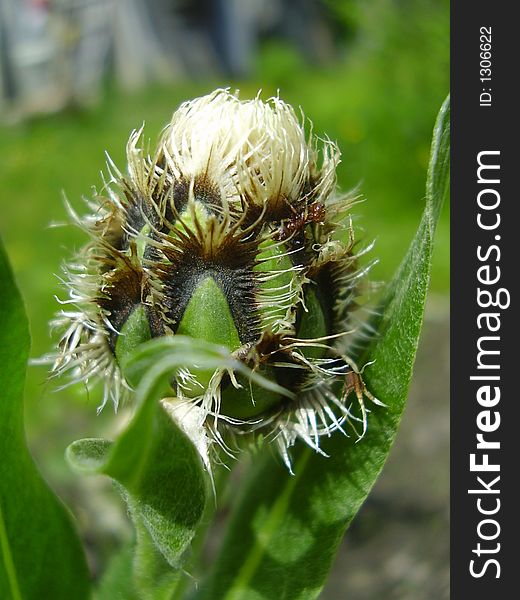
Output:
top-left (0, 1), bottom-right (449, 598)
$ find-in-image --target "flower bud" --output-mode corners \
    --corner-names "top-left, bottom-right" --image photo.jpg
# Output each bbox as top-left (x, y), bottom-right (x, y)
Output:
top-left (51, 89), bottom-right (379, 468)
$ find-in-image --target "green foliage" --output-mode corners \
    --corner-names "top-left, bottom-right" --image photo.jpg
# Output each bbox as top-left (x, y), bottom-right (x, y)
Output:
top-left (0, 96), bottom-right (449, 599)
top-left (67, 339), bottom-right (215, 598)
top-left (0, 238), bottom-right (91, 599)
top-left (0, 0), bottom-right (449, 586)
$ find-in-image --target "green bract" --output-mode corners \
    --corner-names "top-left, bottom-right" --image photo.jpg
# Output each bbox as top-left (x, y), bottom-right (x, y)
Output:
top-left (51, 89), bottom-right (379, 469)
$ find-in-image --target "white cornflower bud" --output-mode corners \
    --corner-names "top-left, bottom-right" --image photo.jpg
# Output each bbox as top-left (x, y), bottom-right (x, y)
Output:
top-left (50, 89), bottom-right (380, 470)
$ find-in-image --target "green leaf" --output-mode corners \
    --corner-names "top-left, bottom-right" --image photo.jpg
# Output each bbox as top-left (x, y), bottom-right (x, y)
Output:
top-left (192, 96), bottom-right (450, 600)
top-left (0, 237), bottom-right (91, 600)
top-left (122, 336), bottom-right (293, 400)
top-left (68, 399), bottom-right (203, 599)
top-left (70, 336), bottom-right (280, 597)
top-left (426, 94), bottom-right (450, 230)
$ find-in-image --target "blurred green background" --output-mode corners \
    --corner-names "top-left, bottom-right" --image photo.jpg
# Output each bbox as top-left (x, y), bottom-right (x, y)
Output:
top-left (0, 0), bottom-right (449, 597)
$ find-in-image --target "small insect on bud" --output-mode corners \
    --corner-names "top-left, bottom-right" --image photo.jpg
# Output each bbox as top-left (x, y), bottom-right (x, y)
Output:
top-left (51, 89), bottom-right (381, 469)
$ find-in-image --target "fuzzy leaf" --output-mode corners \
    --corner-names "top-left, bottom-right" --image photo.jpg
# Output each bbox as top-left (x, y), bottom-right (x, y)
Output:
top-left (0, 237), bottom-right (91, 600)
top-left (193, 96), bottom-right (450, 600)
top-left (67, 348), bottom-right (209, 598)
top-left (69, 335), bottom-right (290, 597)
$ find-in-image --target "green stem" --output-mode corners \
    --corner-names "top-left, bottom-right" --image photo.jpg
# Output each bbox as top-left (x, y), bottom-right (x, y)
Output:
top-left (132, 506), bottom-right (182, 600)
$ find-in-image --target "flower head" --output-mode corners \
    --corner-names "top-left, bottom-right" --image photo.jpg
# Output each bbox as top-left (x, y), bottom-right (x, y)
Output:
top-left (51, 89), bottom-right (380, 470)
